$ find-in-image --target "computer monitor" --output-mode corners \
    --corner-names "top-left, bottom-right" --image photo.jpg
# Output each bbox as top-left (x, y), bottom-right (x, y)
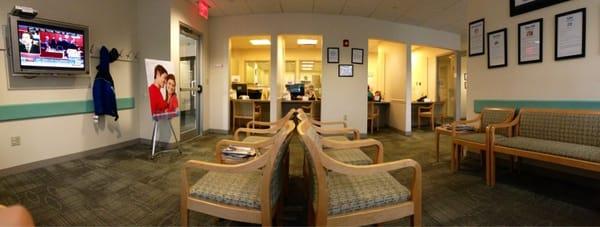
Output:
top-left (231, 83), bottom-right (247, 99)
top-left (247, 89), bottom-right (262, 99)
top-left (286, 83), bottom-right (305, 100)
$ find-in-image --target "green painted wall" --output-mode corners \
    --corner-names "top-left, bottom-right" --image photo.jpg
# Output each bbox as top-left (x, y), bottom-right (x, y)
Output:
top-left (0, 98), bottom-right (135, 122)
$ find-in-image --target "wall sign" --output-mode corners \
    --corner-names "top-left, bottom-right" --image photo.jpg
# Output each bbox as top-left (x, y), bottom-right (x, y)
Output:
top-left (555, 8), bottom-right (586, 60)
top-left (198, 0), bottom-right (209, 19)
top-left (510, 0), bottom-right (569, 17)
top-left (487, 28), bottom-right (507, 68)
top-left (351, 48), bottom-right (364, 64)
top-left (518, 18), bottom-right (543, 64)
top-left (327, 47), bottom-right (339, 63)
top-left (469, 19), bottom-right (485, 57)
top-left (338, 64), bottom-right (353, 77)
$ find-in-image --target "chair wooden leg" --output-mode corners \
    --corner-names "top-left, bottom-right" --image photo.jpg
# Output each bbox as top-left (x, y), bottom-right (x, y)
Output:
top-left (418, 116), bottom-right (421, 129)
top-left (430, 116), bottom-right (434, 131)
top-left (180, 203), bottom-right (188, 227)
top-left (451, 143), bottom-right (456, 172)
top-left (410, 213), bottom-right (422, 227)
top-left (489, 150), bottom-right (496, 187)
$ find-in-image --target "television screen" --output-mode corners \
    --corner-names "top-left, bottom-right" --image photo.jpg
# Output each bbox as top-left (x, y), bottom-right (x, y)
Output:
top-left (16, 20), bottom-right (85, 70)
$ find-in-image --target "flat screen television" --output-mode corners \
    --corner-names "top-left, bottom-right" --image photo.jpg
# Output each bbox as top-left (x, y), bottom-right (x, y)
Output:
top-left (7, 15), bottom-right (89, 75)
top-left (286, 83), bottom-right (305, 100)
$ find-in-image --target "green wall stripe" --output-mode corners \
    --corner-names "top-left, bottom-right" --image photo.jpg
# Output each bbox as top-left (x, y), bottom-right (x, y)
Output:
top-left (474, 100), bottom-right (600, 113)
top-left (0, 98), bottom-right (135, 122)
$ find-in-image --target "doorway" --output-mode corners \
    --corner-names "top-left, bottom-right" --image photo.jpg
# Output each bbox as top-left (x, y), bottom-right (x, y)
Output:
top-left (436, 53), bottom-right (456, 121)
top-left (179, 25), bottom-right (203, 139)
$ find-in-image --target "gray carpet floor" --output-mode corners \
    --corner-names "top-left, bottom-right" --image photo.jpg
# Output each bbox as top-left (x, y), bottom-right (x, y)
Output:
top-left (1, 129), bottom-right (599, 226)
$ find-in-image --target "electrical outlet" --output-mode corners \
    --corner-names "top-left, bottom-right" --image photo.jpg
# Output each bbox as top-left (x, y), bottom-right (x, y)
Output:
top-left (11, 136), bottom-right (20, 146)
top-left (343, 114), bottom-right (348, 121)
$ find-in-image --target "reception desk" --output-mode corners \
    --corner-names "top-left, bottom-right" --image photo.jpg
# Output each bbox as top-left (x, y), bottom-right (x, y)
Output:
top-left (371, 101), bottom-right (390, 128)
top-left (281, 100), bottom-right (320, 119)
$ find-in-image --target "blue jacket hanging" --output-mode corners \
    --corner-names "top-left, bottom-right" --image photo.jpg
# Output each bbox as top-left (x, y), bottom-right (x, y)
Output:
top-left (92, 46), bottom-right (120, 120)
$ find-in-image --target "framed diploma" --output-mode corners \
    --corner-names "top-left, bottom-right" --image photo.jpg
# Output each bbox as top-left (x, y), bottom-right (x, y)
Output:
top-left (510, 0), bottom-right (569, 17)
top-left (518, 18), bottom-right (543, 64)
top-left (338, 64), bottom-right (353, 77)
top-left (327, 47), bottom-right (339, 63)
top-left (555, 8), bottom-right (586, 60)
top-left (487, 28), bottom-right (507, 68)
top-left (351, 48), bottom-right (364, 64)
top-left (469, 19), bottom-right (485, 56)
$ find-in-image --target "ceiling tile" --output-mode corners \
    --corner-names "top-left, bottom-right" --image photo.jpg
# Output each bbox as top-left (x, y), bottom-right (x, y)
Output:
top-left (281, 0), bottom-right (314, 13)
top-left (341, 0), bottom-right (382, 17)
top-left (245, 0), bottom-right (282, 14)
top-left (370, 0), bottom-right (418, 21)
top-left (314, 0), bottom-right (347, 14)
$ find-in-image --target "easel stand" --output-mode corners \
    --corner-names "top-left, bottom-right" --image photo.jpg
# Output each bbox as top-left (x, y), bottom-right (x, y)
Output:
top-left (150, 114), bottom-right (182, 159)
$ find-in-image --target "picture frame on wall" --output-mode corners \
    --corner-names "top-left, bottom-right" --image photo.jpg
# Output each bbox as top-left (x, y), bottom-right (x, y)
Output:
top-left (469, 18), bottom-right (485, 57)
top-left (351, 48), bottom-right (364, 64)
top-left (510, 0), bottom-right (569, 17)
top-left (338, 64), bottom-right (353, 77)
top-left (327, 47), bottom-right (339, 63)
top-left (487, 28), bottom-right (507, 68)
top-left (518, 18), bottom-right (543, 64)
top-left (555, 8), bottom-right (586, 60)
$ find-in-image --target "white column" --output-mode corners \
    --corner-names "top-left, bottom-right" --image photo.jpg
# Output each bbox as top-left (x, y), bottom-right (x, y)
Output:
top-left (270, 35), bottom-right (283, 121)
top-left (454, 51), bottom-right (462, 121)
top-left (404, 43), bottom-right (412, 135)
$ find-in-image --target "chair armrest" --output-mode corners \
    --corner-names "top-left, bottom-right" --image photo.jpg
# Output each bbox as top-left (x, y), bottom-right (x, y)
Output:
top-left (246, 120), bottom-right (278, 128)
top-left (314, 127), bottom-right (360, 140)
top-left (488, 116), bottom-right (520, 140)
top-left (180, 155), bottom-right (270, 198)
top-left (215, 138), bottom-right (275, 162)
top-left (321, 138), bottom-right (383, 163)
top-left (233, 127), bottom-right (278, 140)
top-left (311, 119), bottom-right (347, 128)
top-left (451, 115), bottom-right (481, 135)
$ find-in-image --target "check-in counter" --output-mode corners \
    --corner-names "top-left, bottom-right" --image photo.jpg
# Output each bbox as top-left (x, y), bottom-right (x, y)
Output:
top-left (371, 101), bottom-right (390, 128)
top-left (281, 100), bottom-right (320, 119)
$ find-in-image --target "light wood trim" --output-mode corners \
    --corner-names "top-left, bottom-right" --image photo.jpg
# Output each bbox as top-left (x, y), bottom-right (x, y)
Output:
top-left (187, 197), bottom-right (262, 224)
top-left (321, 138), bottom-right (383, 163)
top-left (493, 145), bottom-right (600, 172)
top-left (312, 120), bottom-right (347, 128)
top-left (184, 155), bottom-right (269, 173)
top-left (233, 127), bottom-right (277, 140)
top-left (328, 202), bottom-right (415, 226)
top-left (319, 152), bottom-right (420, 176)
top-left (315, 127), bottom-right (361, 140)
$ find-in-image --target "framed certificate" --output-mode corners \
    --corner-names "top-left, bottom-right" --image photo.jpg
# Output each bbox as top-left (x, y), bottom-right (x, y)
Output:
top-left (469, 19), bottom-right (485, 57)
top-left (327, 47), bottom-right (339, 63)
top-left (338, 64), bottom-right (353, 77)
top-left (510, 0), bottom-right (569, 17)
top-left (555, 8), bottom-right (586, 60)
top-left (518, 18), bottom-right (543, 64)
top-left (487, 28), bottom-right (507, 68)
top-left (351, 48), bottom-right (364, 64)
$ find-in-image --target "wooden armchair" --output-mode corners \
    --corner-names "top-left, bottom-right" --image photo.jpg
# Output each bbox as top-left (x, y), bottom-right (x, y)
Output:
top-left (368, 102), bottom-right (380, 133)
top-left (450, 107), bottom-right (515, 185)
top-left (418, 102), bottom-right (445, 131)
top-left (233, 109), bottom-right (296, 142)
top-left (297, 121), bottom-right (422, 226)
top-left (181, 121), bottom-right (295, 226)
top-left (232, 99), bottom-right (262, 132)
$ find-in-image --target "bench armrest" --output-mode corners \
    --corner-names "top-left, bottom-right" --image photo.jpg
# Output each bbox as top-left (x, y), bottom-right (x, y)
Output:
top-left (321, 138), bottom-right (383, 163)
top-left (311, 119), bottom-right (347, 128)
top-left (314, 127), bottom-right (360, 140)
top-left (451, 114), bottom-right (481, 135)
top-left (233, 127), bottom-right (278, 140)
top-left (488, 116), bottom-right (520, 141)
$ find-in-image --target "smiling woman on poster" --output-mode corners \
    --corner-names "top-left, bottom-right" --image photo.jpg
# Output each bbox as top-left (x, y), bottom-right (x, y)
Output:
top-left (165, 73), bottom-right (179, 112)
top-left (148, 65), bottom-right (169, 114)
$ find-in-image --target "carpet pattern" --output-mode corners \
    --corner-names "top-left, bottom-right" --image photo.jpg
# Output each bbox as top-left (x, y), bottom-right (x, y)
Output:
top-left (1, 129), bottom-right (599, 226)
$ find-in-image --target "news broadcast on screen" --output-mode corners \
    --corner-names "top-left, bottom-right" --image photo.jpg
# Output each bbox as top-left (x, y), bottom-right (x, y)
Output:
top-left (17, 20), bottom-right (85, 69)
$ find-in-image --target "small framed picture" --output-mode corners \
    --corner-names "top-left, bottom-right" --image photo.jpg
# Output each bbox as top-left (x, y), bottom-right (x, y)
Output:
top-left (510, 0), bottom-right (568, 17)
top-left (518, 18), bottom-right (543, 64)
top-left (338, 64), bottom-right (353, 77)
top-left (351, 48), bottom-right (364, 64)
top-left (487, 28), bottom-right (508, 68)
top-left (327, 47), bottom-right (339, 63)
top-left (555, 8), bottom-right (586, 60)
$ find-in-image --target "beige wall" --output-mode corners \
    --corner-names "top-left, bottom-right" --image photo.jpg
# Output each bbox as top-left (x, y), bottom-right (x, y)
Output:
top-left (467, 0), bottom-right (600, 117)
top-left (208, 13), bottom-right (460, 133)
top-left (0, 0), bottom-right (140, 170)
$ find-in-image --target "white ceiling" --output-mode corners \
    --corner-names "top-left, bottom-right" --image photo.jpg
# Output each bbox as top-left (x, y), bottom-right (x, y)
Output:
top-left (203, 0), bottom-right (467, 37)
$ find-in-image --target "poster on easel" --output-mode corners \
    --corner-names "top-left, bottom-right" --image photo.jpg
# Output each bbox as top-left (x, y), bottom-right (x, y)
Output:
top-left (145, 59), bottom-right (179, 120)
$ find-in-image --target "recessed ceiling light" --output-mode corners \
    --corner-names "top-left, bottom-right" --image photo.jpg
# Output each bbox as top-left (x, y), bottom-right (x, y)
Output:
top-left (301, 67), bottom-right (313, 71)
top-left (297, 39), bottom-right (318, 45)
top-left (301, 64), bottom-right (313, 67)
top-left (301, 61), bottom-right (315, 64)
top-left (249, 39), bottom-right (271, 46)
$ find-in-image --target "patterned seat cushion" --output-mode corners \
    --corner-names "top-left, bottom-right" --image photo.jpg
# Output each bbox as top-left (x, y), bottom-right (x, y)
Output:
top-left (518, 111), bottom-right (600, 146)
top-left (242, 136), bottom-right (270, 143)
top-left (455, 133), bottom-right (506, 144)
top-left (324, 148), bottom-right (373, 165)
top-left (326, 172), bottom-right (410, 215)
top-left (481, 109), bottom-right (514, 135)
top-left (190, 171), bottom-right (262, 210)
top-left (496, 137), bottom-right (600, 162)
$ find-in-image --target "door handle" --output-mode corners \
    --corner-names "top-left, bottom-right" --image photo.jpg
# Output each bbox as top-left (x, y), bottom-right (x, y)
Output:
top-left (197, 84), bottom-right (203, 94)
top-left (191, 80), bottom-right (196, 97)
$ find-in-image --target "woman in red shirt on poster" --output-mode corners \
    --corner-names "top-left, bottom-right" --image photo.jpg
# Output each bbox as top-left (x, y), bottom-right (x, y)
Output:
top-left (165, 73), bottom-right (179, 112)
top-left (148, 65), bottom-right (169, 114)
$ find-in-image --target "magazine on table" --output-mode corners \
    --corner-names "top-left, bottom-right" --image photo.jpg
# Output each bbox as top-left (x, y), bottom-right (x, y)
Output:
top-left (442, 123), bottom-right (475, 132)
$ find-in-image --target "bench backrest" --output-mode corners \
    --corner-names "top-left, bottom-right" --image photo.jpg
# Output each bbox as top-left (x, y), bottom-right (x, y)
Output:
top-left (481, 108), bottom-right (516, 135)
top-left (517, 108), bottom-right (600, 146)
